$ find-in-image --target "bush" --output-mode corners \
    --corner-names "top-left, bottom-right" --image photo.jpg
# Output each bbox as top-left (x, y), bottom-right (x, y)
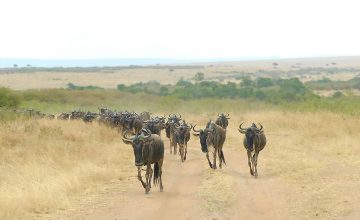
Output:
top-left (67, 83), bottom-right (103, 90)
top-left (194, 72), bottom-right (205, 81)
top-left (256, 77), bottom-right (274, 88)
top-left (332, 91), bottom-right (343, 98)
top-left (240, 76), bottom-right (253, 87)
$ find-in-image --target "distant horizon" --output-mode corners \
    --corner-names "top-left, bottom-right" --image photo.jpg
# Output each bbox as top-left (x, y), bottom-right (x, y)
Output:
top-left (1, 55), bottom-right (359, 68)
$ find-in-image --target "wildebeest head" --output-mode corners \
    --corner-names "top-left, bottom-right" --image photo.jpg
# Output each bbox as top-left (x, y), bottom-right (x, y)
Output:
top-left (216, 113), bottom-right (230, 129)
top-left (122, 129), bottom-right (152, 166)
top-left (175, 122), bottom-right (192, 144)
top-left (238, 122), bottom-right (263, 151)
top-left (165, 114), bottom-right (182, 138)
top-left (193, 124), bottom-right (210, 153)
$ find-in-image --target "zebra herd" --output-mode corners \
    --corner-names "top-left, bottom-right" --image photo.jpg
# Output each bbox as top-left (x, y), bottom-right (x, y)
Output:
top-left (15, 108), bottom-right (267, 194)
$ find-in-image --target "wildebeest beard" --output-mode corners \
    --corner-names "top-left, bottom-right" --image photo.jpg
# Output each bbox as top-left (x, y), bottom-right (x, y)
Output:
top-left (133, 138), bottom-right (147, 166)
top-left (199, 131), bottom-right (208, 153)
top-left (246, 129), bottom-right (255, 151)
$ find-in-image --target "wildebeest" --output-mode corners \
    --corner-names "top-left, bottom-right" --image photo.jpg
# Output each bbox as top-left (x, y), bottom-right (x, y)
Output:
top-left (126, 114), bottom-right (143, 134)
top-left (143, 116), bottom-right (165, 136)
top-left (215, 113), bottom-right (230, 129)
top-left (139, 111), bottom-right (151, 121)
top-left (82, 111), bottom-right (98, 123)
top-left (57, 113), bottom-right (70, 120)
top-left (70, 110), bottom-right (86, 120)
top-left (122, 129), bottom-right (164, 194)
top-left (193, 121), bottom-right (226, 169)
top-left (238, 122), bottom-right (266, 178)
top-left (46, 114), bottom-right (55, 120)
top-left (174, 121), bottom-right (192, 162)
top-left (165, 114), bottom-right (182, 154)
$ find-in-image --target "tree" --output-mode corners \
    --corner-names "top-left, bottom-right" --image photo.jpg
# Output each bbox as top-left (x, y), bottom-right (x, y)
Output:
top-left (240, 76), bottom-right (253, 87)
top-left (194, 72), bottom-right (204, 81)
top-left (256, 77), bottom-right (274, 88)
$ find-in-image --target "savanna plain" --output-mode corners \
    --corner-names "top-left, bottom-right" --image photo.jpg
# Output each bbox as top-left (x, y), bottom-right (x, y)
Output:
top-left (1, 57), bottom-right (360, 220)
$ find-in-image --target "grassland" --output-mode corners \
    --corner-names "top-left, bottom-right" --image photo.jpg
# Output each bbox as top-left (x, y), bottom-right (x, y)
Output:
top-left (1, 110), bottom-right (359, 220)
top-left (1, 56), bottom-right (360, 90)
top-left (0, 57), bottom-right (360, 219)
top-left (0, 118), bottom-right (133, 220)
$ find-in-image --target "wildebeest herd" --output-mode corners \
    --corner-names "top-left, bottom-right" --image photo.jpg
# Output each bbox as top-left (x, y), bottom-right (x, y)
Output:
top-left (15, 109), bottom-right (267, 194)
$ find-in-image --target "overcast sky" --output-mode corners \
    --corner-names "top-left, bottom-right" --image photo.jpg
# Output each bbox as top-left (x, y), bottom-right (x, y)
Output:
top-left (0, 0), bottom-right (359, 60)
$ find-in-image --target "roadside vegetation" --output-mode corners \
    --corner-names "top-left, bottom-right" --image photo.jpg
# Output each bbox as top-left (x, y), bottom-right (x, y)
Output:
top-left (1, 75), bottom-right (360, 115)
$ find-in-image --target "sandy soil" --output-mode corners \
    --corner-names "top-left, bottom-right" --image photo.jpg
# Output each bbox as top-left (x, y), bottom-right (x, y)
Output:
top-left (44, 138), bottom-right (288, 220)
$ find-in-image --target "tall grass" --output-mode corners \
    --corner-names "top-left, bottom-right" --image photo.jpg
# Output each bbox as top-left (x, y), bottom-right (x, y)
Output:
top-left (230, 111), bottom-right (360, 219)
top-left (0, 118), bottom-right (133, 220)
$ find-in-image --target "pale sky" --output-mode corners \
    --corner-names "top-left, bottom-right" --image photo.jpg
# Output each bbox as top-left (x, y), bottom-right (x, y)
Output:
top-left (0, 0), bottom-right (359, 59)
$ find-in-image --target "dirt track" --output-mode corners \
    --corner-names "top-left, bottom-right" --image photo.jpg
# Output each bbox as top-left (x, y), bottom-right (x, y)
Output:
top-left (50, 139), bottom-right (288, 220)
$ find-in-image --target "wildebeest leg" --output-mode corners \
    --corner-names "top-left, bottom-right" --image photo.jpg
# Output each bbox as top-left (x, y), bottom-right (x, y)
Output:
top-left (137, 166), bottom-right (147, 189)
top-left (206, 152), bottom-right (212, 168)
top-left (145, 164), bottom-right (152, 194)
top-left (253, 152), bottom-right (259, 178)
top-left (179, 144), bottom-right (184, 162)
top-left (218, 148), bottom-right (222, 169)
top-left (174, 141), bottom-right (178, 155)
top-left (247, 151), bottom-right (254, 176)
top-left (184, 143), bottom-right (187, 161)
top-left (169, 139), bottom-right (173, 154)
top-left (212, 148), bottom-right (217, 169)
top-left (159, 158), bottom-right (164, 192)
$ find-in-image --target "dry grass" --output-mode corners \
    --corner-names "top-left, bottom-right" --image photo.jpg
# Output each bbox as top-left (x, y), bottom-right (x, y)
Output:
top-left (0, 119), bottom-right (133, 220)
top-left (225, 111), bottom-right (360, 220)
top-left (0, 110), bottom-right (359, 220)
top-left (198, 169), bottom-right (235, 213)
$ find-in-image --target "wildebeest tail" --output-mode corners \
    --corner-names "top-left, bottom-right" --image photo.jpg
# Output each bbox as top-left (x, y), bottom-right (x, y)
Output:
top-left (218, 149), bottom-right (226, 165)
top-left (153, 162), bottom-right (160, 186)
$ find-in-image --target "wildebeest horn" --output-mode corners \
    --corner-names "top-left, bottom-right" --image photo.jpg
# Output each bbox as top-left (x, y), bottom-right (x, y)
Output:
top-left (184, 124), bottom-right (193, 130)
top-left (226, 112), bottom-right (229, 117)
top-left (257, 123), bottom-right (263, 131)
top-left (122, 131), bottom-right (134, 142)
top-left (143, 129), bottom-right (152, 138)
top-left (192, 125), bottom-right (201, 133)
top-left (239, 122), bottom-right (246, 131)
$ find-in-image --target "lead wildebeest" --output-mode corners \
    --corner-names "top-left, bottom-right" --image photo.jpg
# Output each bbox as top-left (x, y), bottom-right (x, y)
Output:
top-left (193, 121), bottom-right (226, 169)
top-left (122, 129), bottom-right (164, 194)
top-left (238, 122), bottom-right (266, 178)
top-left (174, 121), bottom-right (192, 162)
top-left (215, 113), bottom-right (230, 129)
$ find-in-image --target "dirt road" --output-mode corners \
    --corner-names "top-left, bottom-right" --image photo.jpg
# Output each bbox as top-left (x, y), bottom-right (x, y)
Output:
top-left (50, 139), bottom-right (288, 220)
